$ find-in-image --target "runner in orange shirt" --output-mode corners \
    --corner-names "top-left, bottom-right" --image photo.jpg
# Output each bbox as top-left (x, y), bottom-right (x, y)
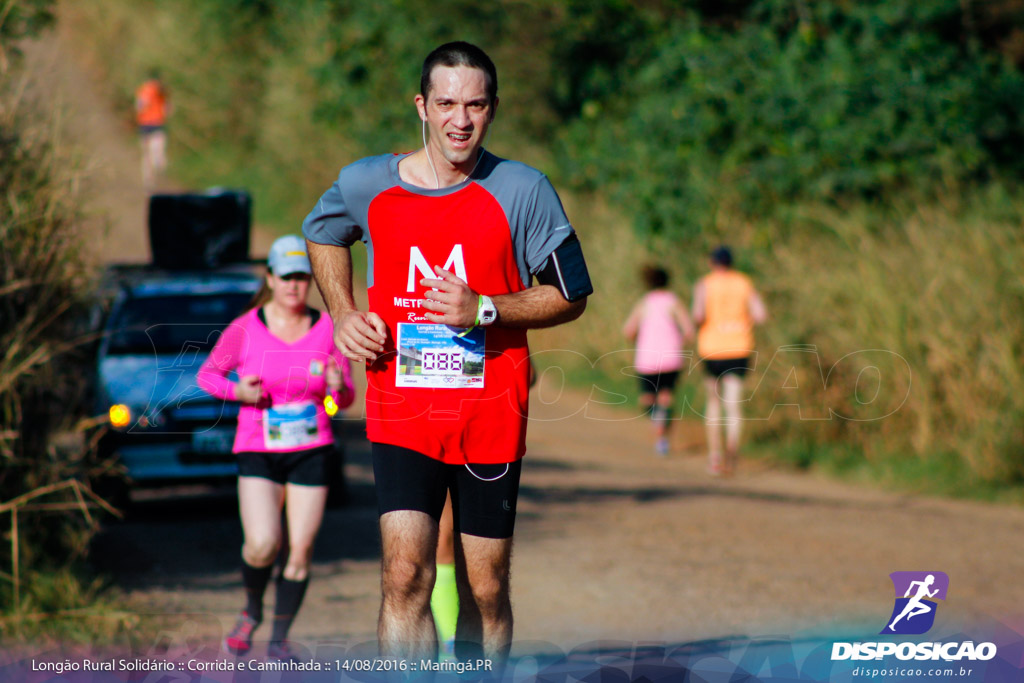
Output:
top-left (135, 73), bottom-right (170, 189)
top-left (692, 246), bottom-right (767, 476)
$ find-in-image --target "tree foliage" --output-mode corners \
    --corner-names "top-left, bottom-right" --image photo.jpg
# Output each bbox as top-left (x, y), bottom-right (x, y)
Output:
top-left (557, 0), bottom-right (1024, 237)
top-left (64, 0), bottom-right (1024, 238)
top-left (0, 0), bottom-right (54, 49)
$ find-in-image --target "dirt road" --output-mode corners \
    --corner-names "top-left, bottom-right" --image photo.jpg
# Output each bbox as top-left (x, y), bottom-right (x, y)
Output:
top-left (19, 20), bottom-right (1024, 671)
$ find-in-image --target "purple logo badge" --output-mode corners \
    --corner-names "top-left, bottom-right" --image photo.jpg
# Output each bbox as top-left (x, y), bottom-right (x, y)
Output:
top-left (880, 571), bottom-right (949, 635)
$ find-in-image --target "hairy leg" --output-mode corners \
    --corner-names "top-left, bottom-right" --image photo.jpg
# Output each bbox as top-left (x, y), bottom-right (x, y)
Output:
top-left (453, 532), bottom-right (514, 665)
top-left (378, 510), bottom-right (439, 660)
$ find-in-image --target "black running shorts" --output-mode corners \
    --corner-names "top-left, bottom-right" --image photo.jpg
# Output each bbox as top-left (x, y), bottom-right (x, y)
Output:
top-left (704, 356), bottom-right (751, 379)
top-left (372, 442), bottom-right (522, 539)
top-left (637, 370), bottom-right (680, 396)
top-left (236, 445), bottom-right (337, 486)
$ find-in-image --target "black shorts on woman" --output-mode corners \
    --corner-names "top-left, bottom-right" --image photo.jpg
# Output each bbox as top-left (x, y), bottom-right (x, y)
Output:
top-left (236, 445), bottom-right (337, 486)
top-left (636, 370), bottom-right (680, 396)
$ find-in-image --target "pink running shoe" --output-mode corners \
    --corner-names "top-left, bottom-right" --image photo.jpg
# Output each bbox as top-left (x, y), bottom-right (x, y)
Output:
top-left (223, 612), bottom-right (259, 655)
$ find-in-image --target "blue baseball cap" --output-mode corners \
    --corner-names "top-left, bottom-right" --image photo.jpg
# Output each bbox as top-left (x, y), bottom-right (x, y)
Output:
top-left (267, 235), bottom-right (311, 276)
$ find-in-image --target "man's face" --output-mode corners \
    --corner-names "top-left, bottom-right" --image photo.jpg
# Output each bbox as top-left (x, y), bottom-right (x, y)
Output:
top-left (415, 65), bottom-right (497, 172)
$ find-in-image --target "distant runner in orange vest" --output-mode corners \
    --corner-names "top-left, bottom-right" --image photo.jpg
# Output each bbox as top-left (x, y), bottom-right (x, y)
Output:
top-left (135, 74), bottom-right (169, 189)
top-left (692, 246), bottom-right (767, 476)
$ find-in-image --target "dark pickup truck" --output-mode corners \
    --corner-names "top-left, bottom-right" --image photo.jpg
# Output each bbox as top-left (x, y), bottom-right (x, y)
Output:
top-left (95, 265), bottom-right (261, 486)
top-left (94, 190), bottom-right (258, 499)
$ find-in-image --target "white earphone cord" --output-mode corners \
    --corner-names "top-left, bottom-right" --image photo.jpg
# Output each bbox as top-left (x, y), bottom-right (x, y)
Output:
top-left (422, 119), bottom-right (440, 189)
top-left (422, 118), bottom-right (483, 190)
top-left (464, 463), bottom-right (510, 482)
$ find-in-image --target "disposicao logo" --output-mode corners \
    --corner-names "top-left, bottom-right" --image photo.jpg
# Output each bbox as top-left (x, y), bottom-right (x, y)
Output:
top-left (831, 571), bottom-right (998, 663)
top-left (881, 571), bottom-right (949, 635)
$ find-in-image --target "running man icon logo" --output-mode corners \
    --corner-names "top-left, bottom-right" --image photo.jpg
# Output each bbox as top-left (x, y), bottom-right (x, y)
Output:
top-left (880, 571), bottom-right (949, 635)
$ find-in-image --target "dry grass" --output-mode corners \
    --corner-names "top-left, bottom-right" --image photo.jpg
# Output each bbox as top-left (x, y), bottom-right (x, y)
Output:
top-left (0, 30), bottom-right (124, 638)
top-left (754, 196), bottom-right (1024, 484)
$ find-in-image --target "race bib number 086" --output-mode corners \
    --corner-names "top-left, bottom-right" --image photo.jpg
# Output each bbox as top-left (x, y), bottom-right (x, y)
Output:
top-left (396, 324), bottom-right (485, 389)
top-left (422, 348), bottom-right (463, 374)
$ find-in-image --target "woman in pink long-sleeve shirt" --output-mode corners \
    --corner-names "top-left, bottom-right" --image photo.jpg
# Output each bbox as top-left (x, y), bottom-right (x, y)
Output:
top-left (198, 235), bottom-right (354, 662)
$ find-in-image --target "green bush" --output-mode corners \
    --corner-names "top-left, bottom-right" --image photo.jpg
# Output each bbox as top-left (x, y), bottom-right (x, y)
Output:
top-left (557, 0), bottom-right (1024, 237)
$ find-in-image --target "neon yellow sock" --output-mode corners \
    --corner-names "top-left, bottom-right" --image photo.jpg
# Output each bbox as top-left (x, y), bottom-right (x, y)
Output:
top-left (430, 563), bottom-right (459, 644)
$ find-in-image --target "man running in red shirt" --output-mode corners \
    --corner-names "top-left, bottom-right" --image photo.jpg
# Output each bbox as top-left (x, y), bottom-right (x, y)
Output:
top-left (303, 42), bottom-right (592, 666)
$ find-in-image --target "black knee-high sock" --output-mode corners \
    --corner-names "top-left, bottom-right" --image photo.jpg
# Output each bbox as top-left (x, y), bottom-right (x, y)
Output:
top-left (271, 577), bottom-right (309, 643)
top-left (242, 560), bottom-right (274, 623)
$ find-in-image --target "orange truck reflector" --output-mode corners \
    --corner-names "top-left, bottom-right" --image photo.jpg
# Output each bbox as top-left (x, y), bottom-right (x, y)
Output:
top-left (109, 404), bottom-right (132, 428)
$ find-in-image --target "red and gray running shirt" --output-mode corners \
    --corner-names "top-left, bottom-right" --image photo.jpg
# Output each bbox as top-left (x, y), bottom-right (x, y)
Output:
top-left (303, 150), bottom-right (575, 464)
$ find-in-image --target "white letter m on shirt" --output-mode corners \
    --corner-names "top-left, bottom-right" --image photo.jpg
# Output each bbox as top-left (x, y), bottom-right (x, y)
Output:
top-left (407, 244), bottom-right (467, 292)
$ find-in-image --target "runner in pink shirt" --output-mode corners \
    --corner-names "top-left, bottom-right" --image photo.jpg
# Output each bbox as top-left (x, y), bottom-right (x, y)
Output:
top-left (623, 265), bottom-right (695, 455)
top-left (198, 235), bottom-right (354, 662)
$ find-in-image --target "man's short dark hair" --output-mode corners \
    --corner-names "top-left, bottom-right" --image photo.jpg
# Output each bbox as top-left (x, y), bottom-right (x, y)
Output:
top-left (421, 41), bottom-right (498, 104)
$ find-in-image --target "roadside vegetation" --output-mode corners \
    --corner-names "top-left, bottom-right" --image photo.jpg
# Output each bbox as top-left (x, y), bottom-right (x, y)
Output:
top-left (0, 1), bottom-right (134, 643)
top-left (56, 0), bottom-right (1024, 504)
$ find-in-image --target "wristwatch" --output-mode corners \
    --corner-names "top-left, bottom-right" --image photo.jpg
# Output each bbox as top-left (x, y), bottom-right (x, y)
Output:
top-left (477, 295), bottom-right (498, 326)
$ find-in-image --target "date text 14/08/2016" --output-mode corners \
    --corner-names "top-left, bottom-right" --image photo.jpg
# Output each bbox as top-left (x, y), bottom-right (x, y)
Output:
top-left (340, 659), bottom-right (494, 674)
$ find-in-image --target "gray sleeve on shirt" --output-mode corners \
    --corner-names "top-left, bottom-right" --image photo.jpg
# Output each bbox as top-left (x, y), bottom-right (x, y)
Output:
top-left (302, 179), bottom-right (362, 247)
top-left (522, 175), bottom-right (574, 276)
top-left (302, 155), bottom-right (394, 247)
top-left (477, 156), bottom-right (576, 288)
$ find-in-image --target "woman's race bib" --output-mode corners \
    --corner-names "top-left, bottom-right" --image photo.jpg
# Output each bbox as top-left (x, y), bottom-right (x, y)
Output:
top-left (395, 324), bottom-right (486, 389)
top-left (262, 401), bottom-right (319, 450)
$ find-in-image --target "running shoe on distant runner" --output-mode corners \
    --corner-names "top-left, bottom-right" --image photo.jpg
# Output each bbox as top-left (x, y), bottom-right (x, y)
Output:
top-left (223, 612), bottom-right (259, 655)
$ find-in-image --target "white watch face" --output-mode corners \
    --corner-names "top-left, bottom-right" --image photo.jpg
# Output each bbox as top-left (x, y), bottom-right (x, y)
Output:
top-left (479, 297), bottom-right (497, 325)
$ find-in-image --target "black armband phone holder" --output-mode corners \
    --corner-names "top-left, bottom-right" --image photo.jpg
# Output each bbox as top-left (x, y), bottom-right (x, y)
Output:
top-left (535, 233), bottom-right (594, 302)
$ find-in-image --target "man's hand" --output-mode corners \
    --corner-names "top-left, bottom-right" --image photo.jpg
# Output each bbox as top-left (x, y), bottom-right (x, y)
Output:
top-left (235, 375), bottom-right (263, 404)
top-left (421, 266), bottom-right (479, 328)
top-left (334, 310), bottom-right (388, 362)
